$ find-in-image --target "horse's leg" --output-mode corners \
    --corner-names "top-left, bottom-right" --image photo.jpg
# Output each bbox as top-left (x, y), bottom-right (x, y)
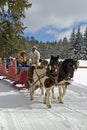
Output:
top-left (51, 87), bottom-right (55, 99)
top-left (29, 83), bottom-right (34, 100)
top-left (46, 88), bottom-right (51, 108)
top-left (43, 92), bottom-right (47, 104)
top-left (62, 83), bottom-right (67, 97)
top-left (40, 83), bottom-right (44, 95)
top-left (45, 88), bottom-right (51, 108)
top-left (58, 84), bottom-right (64, 103)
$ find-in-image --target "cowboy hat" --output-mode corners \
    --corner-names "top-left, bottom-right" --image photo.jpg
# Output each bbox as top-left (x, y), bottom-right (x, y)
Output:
top-left (21, 50), bottom-right (26, 54)
top-left (32, 46), bottom-right (37, 49)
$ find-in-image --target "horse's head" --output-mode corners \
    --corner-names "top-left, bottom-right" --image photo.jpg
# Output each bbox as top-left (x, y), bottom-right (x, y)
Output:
top-left (57, 58), bottom-right (78, 83)
top-left (50, 55), bottom-right (59, 65)
top-left (39, 59), bottom-right (48, 68)
top-left (64, 59), bottom-right (78, 78)
top-left (49, 55), bottom-right (59, 73)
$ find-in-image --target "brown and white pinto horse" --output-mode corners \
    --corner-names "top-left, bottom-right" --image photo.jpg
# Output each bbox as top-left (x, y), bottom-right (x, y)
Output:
top-left (57, 59), bottom-right (78, 104)
top-left (44, 58), bottom-right (78, 108)
top-left (27, 59), bottom-right (49, 100)
top-left (43, 55), bottom-right (59, 107)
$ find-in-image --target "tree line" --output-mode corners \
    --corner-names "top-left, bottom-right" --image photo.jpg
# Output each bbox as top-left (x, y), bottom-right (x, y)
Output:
top-left (0, 1), bottom-right (87, 60)
top-left (24, 26), bottom-right (87, 60)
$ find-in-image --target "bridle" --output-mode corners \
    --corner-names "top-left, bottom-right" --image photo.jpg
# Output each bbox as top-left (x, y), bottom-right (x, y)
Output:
top-left (46, 61), bottom-right (59, 84)
top-left (67, 62), bottom-right (77, 78)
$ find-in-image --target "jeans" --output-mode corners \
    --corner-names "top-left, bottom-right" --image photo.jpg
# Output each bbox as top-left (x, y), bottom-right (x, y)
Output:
top-left (17, 63), bottom-right (29, 74)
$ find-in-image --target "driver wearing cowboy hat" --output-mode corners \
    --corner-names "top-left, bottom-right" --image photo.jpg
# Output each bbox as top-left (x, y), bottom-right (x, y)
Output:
top-left (29, 46), bottom-right (40, 65)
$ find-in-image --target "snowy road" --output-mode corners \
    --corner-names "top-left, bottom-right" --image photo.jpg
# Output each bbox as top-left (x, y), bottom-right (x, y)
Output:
top-left (0, 78), bottom-right (87, 130)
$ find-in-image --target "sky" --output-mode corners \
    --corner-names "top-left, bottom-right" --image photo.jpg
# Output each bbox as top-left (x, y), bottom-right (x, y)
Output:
top-left (22, 0), bottom-right (87, 42)
top-left (0, 60), bottom-right (87, 130)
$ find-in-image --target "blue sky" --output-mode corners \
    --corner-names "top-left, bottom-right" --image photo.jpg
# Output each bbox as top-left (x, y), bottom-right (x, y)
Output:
top-left (23, 0), bottom-right (87, 42)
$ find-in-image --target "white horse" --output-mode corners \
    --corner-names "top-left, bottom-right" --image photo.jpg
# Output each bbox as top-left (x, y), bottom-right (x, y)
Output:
top-left (28, 59), bottom-right (49, 100)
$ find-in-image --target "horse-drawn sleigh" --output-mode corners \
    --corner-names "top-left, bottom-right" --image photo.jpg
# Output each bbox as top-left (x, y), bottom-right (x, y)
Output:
top-left (0, 56), bottom-right (78, 108)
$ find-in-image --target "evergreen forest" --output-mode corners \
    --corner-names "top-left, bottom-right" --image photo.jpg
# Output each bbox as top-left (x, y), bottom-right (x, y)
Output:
top-left (0, 1), bottom-right (87, 60)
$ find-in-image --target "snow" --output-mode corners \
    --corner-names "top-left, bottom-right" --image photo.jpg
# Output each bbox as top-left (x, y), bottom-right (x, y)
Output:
top-left (0, 60), bottom-right (87, 130)
top-left (73, 68), bottom-right (87, 86)
top-left (79, 60), bottom-right (87, 67)
top-left (73, 60), bottom-right (87, 86)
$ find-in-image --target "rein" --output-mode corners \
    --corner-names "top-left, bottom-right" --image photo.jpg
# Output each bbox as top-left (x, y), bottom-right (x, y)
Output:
top-left (34, 67), bottom-right (46, 85)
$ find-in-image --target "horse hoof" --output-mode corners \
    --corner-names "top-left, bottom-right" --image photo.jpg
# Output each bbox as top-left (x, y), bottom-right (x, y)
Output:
top-left (41, 92), bottom-right (44, 95)
top-left (30, 98), bottom-right (33, 101)
top-left (59, 101), bottom-right (64, 104)
top-left (57, 96), bottom-right (59, 100)
top-left (43, 101), bottom-right (46, 104)
top-left (57, 97), bottom-right (64, 104)
top-left (47, 105), bottom-right (51, 108)
top-left (53, 96), bottom-right (56, 99)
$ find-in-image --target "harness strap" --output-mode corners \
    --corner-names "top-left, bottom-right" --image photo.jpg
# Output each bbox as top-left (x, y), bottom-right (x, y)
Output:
top-left (34, 67), bottom-right (46, 85)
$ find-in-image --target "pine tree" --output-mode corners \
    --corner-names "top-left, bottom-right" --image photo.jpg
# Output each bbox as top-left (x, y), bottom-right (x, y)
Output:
top-left (70, 28), bottom-right (76, 45)
top-left (0, 0), bottom-right (32, 57)
top-left (84, 27), bottom-right (87, 47)
top-left (69, 28), bottom-right (76, 58)
top-left (75, 26), bottom-right (84, 59)
top-left (82, 27), bottom-right (87, 59)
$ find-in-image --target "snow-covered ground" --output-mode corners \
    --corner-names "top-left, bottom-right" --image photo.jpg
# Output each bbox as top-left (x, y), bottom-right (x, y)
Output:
top-left (73, 60), bottom-right (87, 86)
top-left (0, 60), bottom-right (87, 130)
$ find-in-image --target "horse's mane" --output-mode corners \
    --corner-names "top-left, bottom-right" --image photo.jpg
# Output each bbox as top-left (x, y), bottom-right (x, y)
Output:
top-left (62, 59), bottom-right (76, 64)
top-left (60, 59), bottom-right (77, 72)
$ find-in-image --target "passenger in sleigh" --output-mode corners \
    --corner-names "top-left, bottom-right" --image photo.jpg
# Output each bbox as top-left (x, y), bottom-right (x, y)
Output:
top-left (28, 46), bottom-right (40, 66)
top-left (16, 50), bottom-right (29, 74)
top-left (6, 57), bottom-right (11, 70)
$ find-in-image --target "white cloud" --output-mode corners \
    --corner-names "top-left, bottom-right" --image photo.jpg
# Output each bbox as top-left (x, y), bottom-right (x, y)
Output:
top-left (23, 0), bottom-right (87, 40)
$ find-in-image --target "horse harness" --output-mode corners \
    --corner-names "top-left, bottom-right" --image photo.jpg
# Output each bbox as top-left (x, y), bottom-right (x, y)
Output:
top-left (46, 63), bottom-right (59, 85)
top-left (34, 66), bottom-right (46, 86)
